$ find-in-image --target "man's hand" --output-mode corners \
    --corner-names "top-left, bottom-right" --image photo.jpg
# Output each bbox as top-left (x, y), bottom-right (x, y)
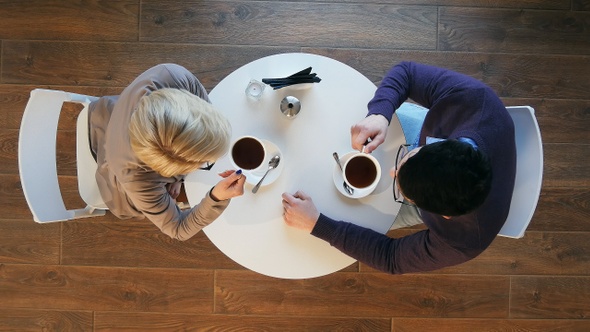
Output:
top-left (350, 114), bottom-right (389, 153)
top-left (211, 170), bottom-right (246, 201)
top-left (282, 191), bottom-right (320, 233)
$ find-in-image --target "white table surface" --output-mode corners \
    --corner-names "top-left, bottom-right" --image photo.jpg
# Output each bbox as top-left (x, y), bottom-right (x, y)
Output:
top-left (185, 53), bottom-right (404, 279)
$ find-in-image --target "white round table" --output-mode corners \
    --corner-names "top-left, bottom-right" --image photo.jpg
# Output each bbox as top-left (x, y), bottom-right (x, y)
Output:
top-left (185, 53), bottom-right (404, 279)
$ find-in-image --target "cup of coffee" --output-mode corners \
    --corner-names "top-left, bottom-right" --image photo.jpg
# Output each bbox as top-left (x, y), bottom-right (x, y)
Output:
top-left (342, 152), bottom-right (381, 192)
top-left (230, 136), bottom-right (266, 173)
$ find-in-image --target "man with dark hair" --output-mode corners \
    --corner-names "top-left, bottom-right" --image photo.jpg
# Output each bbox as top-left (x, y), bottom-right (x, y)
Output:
top-left (282, 62), bottom-right (516, 274)
top-left (398, 139), bottom-right (493, 217)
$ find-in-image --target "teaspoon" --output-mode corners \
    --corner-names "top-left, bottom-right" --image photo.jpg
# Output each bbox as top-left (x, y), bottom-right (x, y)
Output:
top-left (252, 155), bottom-right (281, 193)
top-left (332, 152), bottom-right (354, 195)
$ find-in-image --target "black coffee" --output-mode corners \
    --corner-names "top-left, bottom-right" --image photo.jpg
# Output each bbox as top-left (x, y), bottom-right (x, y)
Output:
top-left (231, 137), bottom-right (264, 170)
top-left (345, 156), bottom-right (377, 188)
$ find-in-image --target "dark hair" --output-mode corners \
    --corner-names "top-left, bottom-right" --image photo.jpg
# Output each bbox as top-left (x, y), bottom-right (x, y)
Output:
top-left (397, 139), bottom-right (492, 216)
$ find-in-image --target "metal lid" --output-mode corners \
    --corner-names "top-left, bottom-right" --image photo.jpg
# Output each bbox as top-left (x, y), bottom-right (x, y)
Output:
top-left (280, 96), bottom-right (301, 118)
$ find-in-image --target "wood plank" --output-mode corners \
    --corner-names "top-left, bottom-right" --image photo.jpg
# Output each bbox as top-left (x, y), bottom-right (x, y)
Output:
top-left (304, 48), bottom-right (590, 100)
top-left (60, 216), bottom-right (358, 272)
top-left (0, 174), bottom-right (44, 220)
top-left (59, 215), bottom-right (357, 271)
top-left (55, 106), bottom-right (79, 175)
top-left (0, 264), bottom-right (214, 313)
top-left (0, 85), bottom-right (31, 130)
top-left (0, 85), bottom-right (124, 130)
top-left (393, 318), bottom-right (590, 331)
top-left (0, 129), bottom-right (19, 174)
top-left (0, 0), bottom-right (139, 41)
top-left (4, 43), bottom-right (590, 100)
top-left (233, 0), bottom-right (569, 10)
top-left (1, 41), bottom-right (298, 88)
top-left (574, 0), bottom-right (590, 11)
top-left (533, 187), bottom-right (590, 232)
top-left (215, 270), bottom-right (509, 317)
top-left (94, 312), bottom-right (390, 331)
top-left (502, 98), bottom-right (590, 144)
top-left (361, 230), bottom-right (590, 275)
top-left (543, 143), bottom-right (590, 188)
top-left (447, 0), bottom-right (569, 9)
top-left (61, 220), bottom-right (242, 270)
top-left (0, 219), bottom-right (60, 265)
top-left (140, 1), bottom-right (437, 50)
top-left (439, 8), bottom-right (590, 55)
top-left (438, 231), bottom-right (590, 275)
top-left (510, 276), bottom-right (590, 318)
top-left (0, 308), bottom-right (92, 332)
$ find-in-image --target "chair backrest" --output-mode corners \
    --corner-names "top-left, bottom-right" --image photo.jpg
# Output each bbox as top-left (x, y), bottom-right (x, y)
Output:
top-left (18, 89), bottom-right (106, 223)
top-left (498, 106), bottom-right (543, 238)
top-left (73, 93), bottom-right (108, 210)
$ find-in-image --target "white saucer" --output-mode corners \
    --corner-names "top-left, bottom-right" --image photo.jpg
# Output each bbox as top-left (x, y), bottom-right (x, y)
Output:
top-left (283, 83), bottom-right (314, 91)
top-left (243, 140), bottom-right (284, 187)
top-left (332, 152), bottom-right (379, 199)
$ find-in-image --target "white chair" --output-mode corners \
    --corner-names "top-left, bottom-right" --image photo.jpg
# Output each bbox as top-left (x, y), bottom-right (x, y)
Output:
top-left (498, 106), bottom-right (543, 238)
top-left (18, 89), bottom-right (108, 223)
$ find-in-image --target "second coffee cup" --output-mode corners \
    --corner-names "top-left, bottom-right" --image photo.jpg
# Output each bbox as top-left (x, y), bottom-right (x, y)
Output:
top-left (230, 136), bottom-right (266, 173)
top-left (342, 152), bottom-right (381, 192)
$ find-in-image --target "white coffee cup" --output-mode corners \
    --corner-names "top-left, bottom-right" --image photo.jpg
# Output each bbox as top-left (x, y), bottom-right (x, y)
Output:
top-left (342, 152), bottom-right (381, 191)
top-left (230, 136), bottom-right (267, 174)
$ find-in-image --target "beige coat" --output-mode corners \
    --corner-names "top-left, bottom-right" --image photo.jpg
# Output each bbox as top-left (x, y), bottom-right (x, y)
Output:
top-left (88, 64), bottom-right (229, 240)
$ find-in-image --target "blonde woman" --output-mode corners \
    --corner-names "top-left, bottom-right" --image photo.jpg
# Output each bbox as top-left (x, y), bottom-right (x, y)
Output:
top-left (88, 64), bottom-right (245, 240)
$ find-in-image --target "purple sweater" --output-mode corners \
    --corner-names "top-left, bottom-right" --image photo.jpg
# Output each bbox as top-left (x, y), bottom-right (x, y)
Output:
top-left (311, 62), bottom-right (516, 274)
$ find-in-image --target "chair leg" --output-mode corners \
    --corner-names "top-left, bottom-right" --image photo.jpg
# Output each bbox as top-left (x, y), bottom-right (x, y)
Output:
top-left (72, 206), bottom-right (107, 219)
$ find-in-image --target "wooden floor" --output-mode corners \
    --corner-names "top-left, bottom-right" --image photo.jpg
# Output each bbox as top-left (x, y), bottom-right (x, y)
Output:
top-left (1, 0), bottom-right (589, 331)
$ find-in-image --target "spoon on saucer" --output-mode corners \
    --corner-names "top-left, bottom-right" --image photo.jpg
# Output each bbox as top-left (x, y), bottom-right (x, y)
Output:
top-left (332, 152), bottom-right (354, 195)
top-left (252, 155), bottom-right (281, 193)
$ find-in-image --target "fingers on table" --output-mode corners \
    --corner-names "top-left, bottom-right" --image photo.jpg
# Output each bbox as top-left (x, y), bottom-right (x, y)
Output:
top-left (282, 191), bottom-right (309, 203)
top-left (281, 192), bottom-right (295, 203)
top-left (293, 190), bottom-right (311, 201)
top-left (281, 193), bottom-right (297, 218)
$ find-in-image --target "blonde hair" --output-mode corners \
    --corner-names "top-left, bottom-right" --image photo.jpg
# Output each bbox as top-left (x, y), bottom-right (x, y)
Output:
top-left (129, 88), bottom-right (231, 177)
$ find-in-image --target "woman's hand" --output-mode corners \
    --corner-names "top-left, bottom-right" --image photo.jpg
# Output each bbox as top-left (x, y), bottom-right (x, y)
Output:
top-left (167, 181), bottom-right (182, 199)
top-left (211, 170), bottom-right (246, 201)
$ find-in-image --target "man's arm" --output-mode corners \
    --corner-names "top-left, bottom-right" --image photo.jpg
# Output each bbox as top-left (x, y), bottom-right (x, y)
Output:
top-left (353, 62), bottom-right (482, 153)
top-left (281, 190), bottom-right (477, 274)
top-left (311, 214), bottom-right (477, 274)
top-left (367, 61), bottom-right (486, 121)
